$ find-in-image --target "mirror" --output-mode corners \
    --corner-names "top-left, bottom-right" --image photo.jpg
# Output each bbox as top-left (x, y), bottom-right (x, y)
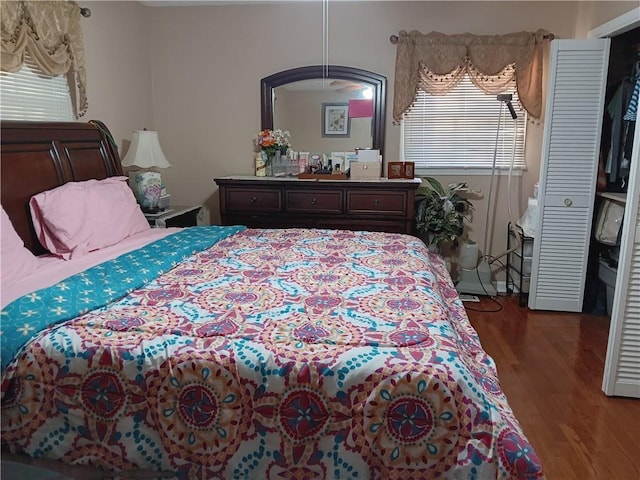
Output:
top-left (261, 65), bottom-right (386, 166)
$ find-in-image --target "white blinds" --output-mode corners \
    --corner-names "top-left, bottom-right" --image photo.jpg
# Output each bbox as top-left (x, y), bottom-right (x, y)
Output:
top-left (0, 53), bottom-right (75, 122)
top-left (401, 76), bottom-right (526, 172)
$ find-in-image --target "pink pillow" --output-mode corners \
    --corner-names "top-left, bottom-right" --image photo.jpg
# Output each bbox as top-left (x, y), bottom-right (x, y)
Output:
top-left (1, 206), bottom-right (39, 285)
top-left (30, 176), bottom-right (150, 260)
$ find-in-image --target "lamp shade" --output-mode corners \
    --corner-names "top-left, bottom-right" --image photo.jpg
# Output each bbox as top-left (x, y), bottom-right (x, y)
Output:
top-left (121, 130), bottom-right (171, 168)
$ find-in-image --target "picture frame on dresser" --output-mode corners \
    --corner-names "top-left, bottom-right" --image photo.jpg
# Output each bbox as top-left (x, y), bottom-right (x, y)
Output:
top-left (404, 161), bottom-right (415, 179)
top-left (388, 161), bottom-right (404, 179)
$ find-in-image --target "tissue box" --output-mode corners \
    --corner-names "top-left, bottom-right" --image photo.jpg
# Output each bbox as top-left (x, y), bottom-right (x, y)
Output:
top-left (350, 161), bottom-right (381, 180)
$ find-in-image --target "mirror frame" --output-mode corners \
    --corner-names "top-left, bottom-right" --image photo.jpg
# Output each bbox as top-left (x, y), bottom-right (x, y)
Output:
top-left (261, 65), bottom-right (387, 165)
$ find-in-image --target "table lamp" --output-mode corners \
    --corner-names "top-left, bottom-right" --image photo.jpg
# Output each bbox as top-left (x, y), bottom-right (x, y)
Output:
top-left (121, 130), bottom-right (171, 213)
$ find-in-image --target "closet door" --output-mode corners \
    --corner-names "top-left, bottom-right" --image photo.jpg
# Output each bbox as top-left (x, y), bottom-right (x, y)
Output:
top-left (602, 126), bottom-right (640, 398)
top-left (529, 39), bottom-right (611, 311)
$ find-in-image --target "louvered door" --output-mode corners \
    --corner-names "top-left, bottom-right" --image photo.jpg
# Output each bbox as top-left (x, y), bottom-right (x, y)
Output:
top-left (528, 39), bottom-right (611, 311)
top-left (602, 125), bottom-right (640, 398)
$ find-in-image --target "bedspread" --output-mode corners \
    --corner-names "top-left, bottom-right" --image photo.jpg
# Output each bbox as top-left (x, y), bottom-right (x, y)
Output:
top-left (1, 228), bottom-right (543, 479)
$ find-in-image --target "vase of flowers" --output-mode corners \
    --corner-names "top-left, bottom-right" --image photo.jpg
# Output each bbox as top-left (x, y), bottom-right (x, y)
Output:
top-left (254, 129), bottom-right (291, 177)
top-left (415, 176), bottom-right (474, 254)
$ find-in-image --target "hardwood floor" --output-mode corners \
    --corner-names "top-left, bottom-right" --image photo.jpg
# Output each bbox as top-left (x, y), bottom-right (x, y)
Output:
top-left (465, 295), bottom-right (640, 480)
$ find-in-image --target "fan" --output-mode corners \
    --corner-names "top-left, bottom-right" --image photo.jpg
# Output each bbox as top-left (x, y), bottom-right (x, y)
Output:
top-left (329, 79), bottom-right (365, 94)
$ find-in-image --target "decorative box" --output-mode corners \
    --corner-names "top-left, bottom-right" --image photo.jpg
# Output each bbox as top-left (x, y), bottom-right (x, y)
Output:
top-left (350, 161), bottom-right (381, 180)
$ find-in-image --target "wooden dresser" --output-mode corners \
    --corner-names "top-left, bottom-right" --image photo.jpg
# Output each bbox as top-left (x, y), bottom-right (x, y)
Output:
top-left (214, 176), bottom-right (420, 234)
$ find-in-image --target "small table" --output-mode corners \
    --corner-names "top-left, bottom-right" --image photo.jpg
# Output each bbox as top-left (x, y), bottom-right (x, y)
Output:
top-left (144, 205), bottom-right (201, 228)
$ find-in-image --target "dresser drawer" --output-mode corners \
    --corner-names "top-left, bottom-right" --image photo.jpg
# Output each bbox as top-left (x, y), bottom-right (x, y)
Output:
top-left (347, 190), bottom-right (407, 215)
top-left (225, 187), bottom-right (282, 212)
top-left (286, 189), bottom-right (343, 214)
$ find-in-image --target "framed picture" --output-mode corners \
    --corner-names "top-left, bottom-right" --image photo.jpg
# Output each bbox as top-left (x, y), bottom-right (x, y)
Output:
top-left (403, 161), bottom-right (415, 179)
top-left (322, 103), bottom-right (350, 137)
top-left (388, 161), bottom-right (404, 179)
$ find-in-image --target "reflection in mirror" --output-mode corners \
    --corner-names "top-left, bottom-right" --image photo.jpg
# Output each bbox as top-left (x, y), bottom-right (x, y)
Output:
top-left (274, 79), bottom-right (373, 152)
top-left (261, 65), bottom-right (386, 165)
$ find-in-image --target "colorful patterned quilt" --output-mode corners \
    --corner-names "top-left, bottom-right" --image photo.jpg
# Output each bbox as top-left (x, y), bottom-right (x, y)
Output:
top-left (1, 228), bottom-right (543, 479)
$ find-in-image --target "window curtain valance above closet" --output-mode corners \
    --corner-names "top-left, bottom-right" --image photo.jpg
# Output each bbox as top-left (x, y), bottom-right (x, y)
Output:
top-left (1, 0), bottom-right (87, 117)
top-left (393, 29), bottom-right (552, 122)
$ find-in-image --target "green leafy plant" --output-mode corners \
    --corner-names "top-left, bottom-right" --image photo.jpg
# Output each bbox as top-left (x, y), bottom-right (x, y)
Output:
top-left (415, 176), bottom-right (473, 251)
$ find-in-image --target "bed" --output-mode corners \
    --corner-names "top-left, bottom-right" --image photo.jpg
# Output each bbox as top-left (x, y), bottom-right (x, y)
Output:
top-left (0, 121), bottom-right (543, 479)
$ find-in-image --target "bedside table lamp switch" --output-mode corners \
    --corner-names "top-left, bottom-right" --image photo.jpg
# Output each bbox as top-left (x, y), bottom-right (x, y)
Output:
top-left (122, 129), bottom-right (172, 213)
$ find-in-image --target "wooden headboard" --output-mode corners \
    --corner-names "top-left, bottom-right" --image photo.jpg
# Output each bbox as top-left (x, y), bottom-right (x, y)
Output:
top-left (1, 121), bottom-right (123, 255)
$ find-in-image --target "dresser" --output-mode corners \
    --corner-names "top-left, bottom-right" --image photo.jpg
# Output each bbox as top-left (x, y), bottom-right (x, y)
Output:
top-left (214, 176), bottom-right (420, 234)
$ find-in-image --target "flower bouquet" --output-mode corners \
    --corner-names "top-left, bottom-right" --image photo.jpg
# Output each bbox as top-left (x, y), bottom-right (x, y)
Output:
top-left (254, 129), bottom-right (292, 176)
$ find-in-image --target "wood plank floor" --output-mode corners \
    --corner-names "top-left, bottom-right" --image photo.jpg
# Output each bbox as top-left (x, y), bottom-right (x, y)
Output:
top-left (466, 295), bottom-right (640, 480)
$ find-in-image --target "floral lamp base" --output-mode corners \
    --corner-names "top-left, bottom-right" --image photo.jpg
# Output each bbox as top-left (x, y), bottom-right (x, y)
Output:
top-left (134, 171), bottom-right (162, 213)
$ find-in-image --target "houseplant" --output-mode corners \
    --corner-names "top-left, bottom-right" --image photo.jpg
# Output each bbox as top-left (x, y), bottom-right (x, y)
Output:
top-left (415, 176), bottom-right (473, 253)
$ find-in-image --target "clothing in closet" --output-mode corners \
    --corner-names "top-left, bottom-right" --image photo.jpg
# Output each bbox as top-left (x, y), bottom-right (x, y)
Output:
top-left (623, 75), bottom-right (639, 121)
top-left (605, 77), bottom-right (636, 189)
top-left (605, 78), bottom-right (634, 188)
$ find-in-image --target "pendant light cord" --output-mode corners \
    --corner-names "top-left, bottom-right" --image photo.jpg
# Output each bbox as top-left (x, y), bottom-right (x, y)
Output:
top-left (322, 0), bottom-right (329, 85)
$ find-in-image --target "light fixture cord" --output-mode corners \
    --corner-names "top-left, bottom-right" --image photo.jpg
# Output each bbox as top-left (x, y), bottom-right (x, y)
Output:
top-left (322, 0), bottom-right (329, 86)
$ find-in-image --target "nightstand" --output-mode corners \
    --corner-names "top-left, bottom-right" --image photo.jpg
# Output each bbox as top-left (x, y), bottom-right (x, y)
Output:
top-left (144, 205), bottom-right (201, 228)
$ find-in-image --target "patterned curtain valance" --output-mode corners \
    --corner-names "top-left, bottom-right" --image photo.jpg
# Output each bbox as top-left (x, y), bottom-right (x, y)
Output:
top-left (1, 0), bottom-right (87, 117)
top-left (393, 29), bottom-right (551, 122)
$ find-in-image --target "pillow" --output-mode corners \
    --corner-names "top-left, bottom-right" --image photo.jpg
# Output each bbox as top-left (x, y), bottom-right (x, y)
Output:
top-left (30, 176), bottom-right (150, 260)
top-left (1, 206), bottom-right (39, 285)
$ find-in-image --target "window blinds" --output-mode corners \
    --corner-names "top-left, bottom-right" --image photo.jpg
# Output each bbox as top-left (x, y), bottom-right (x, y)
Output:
top-left (401, 76), bottom-right (526, 172)
top-left (0, 53), bottom-right (75, 121)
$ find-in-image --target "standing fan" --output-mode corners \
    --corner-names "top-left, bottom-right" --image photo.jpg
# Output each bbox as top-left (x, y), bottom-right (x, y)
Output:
top-left (456, 94), bottom-right (521, 297)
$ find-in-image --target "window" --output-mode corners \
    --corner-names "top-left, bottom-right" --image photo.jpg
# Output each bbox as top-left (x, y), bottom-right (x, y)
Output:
top-left (401, 76), bottom-right (526, 174)
top-left (0, 53), bottom-right (75, 121)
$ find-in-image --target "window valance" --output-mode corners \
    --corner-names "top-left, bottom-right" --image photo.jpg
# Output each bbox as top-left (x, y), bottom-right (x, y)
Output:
top-left (393, 29), bottom-right (552, 122)
top-left (1, 1), bottom-right (87, 117)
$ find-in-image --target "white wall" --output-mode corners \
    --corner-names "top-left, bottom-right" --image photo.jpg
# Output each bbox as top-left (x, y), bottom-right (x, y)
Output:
top-left (80, 1), bottom-right (637, 274)
top-left (82, 1), bottom-right (154, 154)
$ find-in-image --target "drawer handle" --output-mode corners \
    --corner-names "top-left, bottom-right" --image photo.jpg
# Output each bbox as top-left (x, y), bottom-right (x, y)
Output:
top-left (564, 198), bottom-right (572, 207)
top-left (311, 198), bottom-right (317, 205)
top-left (373, 199), bottom-right (380, 207)
top-left (250, 196), bottom-right (257, 204)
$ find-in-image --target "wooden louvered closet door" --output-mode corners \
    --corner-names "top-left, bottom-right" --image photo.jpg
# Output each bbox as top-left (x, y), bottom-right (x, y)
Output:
top-left (602, 123), bottom-right (640, 398)
top-left (529, 39), bottom-right (611, 312)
